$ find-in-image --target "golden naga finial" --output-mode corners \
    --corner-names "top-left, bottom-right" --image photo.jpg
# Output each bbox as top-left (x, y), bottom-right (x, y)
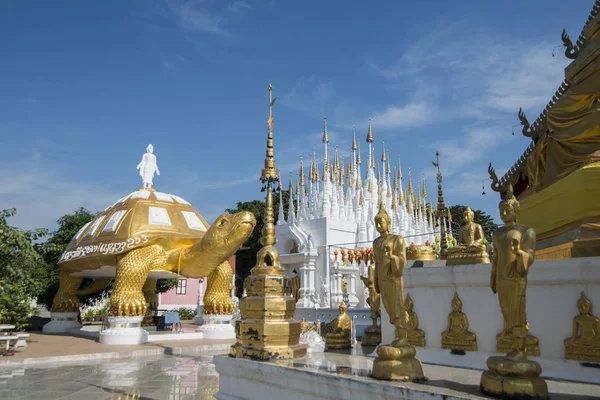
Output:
top-left (299, 156), bottom-right (305, 187)
top-left (366, 118), bottom-right (374, 143)
top-left (352, 125), bottom-right (358, 150)
top-left (323, 117), bottom-right (329, 143)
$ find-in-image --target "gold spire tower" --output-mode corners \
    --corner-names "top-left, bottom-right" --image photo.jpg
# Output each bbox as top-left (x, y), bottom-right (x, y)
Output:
top-left (432, 151), bottom-right (449, 259)
top-left (231, 85), bottom-right (307, 360)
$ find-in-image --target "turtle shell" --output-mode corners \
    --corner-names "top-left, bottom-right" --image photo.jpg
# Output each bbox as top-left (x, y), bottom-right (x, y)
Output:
top-left (59, 189), bottom-right (210, 270)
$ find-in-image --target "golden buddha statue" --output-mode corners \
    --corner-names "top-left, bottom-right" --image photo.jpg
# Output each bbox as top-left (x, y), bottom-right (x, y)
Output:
top-left (290, 269), bottom-right (300, 303)
top-left (371, 202), bottom-right (425, 381)
top-left (564, 291), bottom-right (600, 362)
top-left (359, 254), bottom-right (381, 346)
top-left (480, 185), bottom-right (548, 400)
top-left (325, 302), bottom-right (352, 349)
top-left (441, 292), bottom-right (477, 352)
top-left (446, 207), bottom-right (490, 266)
top-left (405, 294), bottom-right (425, 347)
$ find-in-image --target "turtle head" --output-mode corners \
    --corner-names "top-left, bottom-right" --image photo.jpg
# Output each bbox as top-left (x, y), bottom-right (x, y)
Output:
top-left (201, 211), bottom-right (256, 258)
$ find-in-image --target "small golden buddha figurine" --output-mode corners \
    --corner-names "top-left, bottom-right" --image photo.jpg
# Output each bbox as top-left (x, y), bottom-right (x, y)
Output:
top-left (480, 184), bottom-right (548, 400)
top-left (441, 292), bottom-right (477, 352)
top-left (325, 302), bottom-right (352, 349)
top-left (564, 291), bottom-right (600, 362)
top-left (360, 254), bottom-right (381, 346)
top-left (405, 294), bottom-right (425, 347)
top-left (446, 207), bottom-right (490, 266)
top-left (371, 202), bottom-right (425, 381)
top-left (290, 269), bottom-right (300, 303)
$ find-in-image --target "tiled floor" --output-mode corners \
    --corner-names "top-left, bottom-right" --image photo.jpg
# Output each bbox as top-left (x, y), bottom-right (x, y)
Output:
top-left (0, 353), bottom-right (220, 400)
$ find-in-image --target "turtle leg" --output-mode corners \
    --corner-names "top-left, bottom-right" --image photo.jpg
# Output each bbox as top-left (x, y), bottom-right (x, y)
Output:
top-left (111, 246), bottom-right (165, 317)
top-left (142, 278), bottom-right (159, 311)
top-left (203, 261), bottom-right (235, 315)
top-left (51, 269), bottom-right (83, 312)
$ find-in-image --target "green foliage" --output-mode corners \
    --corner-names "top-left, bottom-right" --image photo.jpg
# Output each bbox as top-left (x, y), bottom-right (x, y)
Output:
top-left (0, 208), bottom-right (48, 329)
top-left (38, 208), bottom-right (97, 309)
top-left (448, 205), bottom-right (498, 245)
top-left (225, 190), bottom-right (294, 293)
top-left (177, 307), bottom-right (197, 320)
top-left (156, 279), bottom-right (178, 294)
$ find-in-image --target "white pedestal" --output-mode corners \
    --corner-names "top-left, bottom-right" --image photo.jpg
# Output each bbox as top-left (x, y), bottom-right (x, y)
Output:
top-left (193, 305), bottom-right (204, 325)
top-left (196, 314), bottom-right (235, 339)
top-left (99, 316), bottom-right (148, 345)
top-left (42, 312), bottom-right (81, 333)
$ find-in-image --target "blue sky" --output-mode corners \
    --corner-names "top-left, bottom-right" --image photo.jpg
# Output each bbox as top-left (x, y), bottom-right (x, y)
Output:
top-left (0, 0), bottom-right (589, 231)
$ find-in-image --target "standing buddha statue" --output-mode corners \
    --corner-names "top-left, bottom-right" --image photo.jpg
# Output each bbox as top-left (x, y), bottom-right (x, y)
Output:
top-left (480, 185), bottom-right (548, 400)
top-left (359, 253), bottom-right (381, 346)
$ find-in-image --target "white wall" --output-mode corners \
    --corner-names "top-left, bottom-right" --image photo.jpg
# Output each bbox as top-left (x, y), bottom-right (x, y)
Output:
top-left (380, 257), bottom-right (600, 362)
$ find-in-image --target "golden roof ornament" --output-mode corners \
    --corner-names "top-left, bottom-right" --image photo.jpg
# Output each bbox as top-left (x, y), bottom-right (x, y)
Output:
top-left (322, 117), bottom-right (329, 143)
top-left (299, 156), bottom-right (305, 187)
top-left (352, 125), bottom-right (358, 150)
top-left (261, 84), bottom-right (279, 184)
top-left (356, 142), bottom-right (362, 165)
top-left (366, 118), bottom-right (374, 143)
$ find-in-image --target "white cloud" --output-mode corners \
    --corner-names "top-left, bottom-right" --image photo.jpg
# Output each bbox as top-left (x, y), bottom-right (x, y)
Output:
top-left (281, 76), bottom-right (334, 116)
top-left (227, 1), bottom-right (252, 12)
top-left (371, 103), bottom-right (433, 130)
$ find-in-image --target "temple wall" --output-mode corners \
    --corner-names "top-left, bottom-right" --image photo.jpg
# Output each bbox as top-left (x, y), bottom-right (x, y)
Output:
top-left (381, 257), bottom-right (600, 363)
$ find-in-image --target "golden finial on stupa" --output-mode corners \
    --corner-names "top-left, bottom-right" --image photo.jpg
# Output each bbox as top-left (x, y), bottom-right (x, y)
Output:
top-left (386, 152), bottom-right (391, 175)
top-left (346, 156), bottom-right (352, 183)
top-left (381, 140), bottom-right (387, 162)
top-left (296, 174), bottom-right (300, 196)
top-left (261, 84), bottom-right (279, 183)
top-left (447, 206), bottom-right (452, 223)
top-left (366, 118), bottom-right (374, 143)
top-left (393, 166), bottom-right (399, 191)
top-left (315, 159), bottom-right (320, 181)
top-left (356, 142), bottom-right (362, 165)
top-left (370, 146), bottom-right (376, 169)
top-left (289, 172), bottom-right (294, 195)
top-left (333, 146), bottom-right (339, 174)
top-left (299, 156), bottom-right (305, 187)
top-left (422, 174), bottom-right (427, 199)
top-left (340, 157), bottom-right (345, 186)
top-left (398, 156), bottom-right (403, 179)
top-left (352, 125), bottom-right (358, 150)
top-left (323, 117), bottom-right (329, 143)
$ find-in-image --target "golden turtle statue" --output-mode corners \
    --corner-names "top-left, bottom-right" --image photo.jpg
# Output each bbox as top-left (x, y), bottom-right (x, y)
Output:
top-left (52, 188), bottom-right (255, 317)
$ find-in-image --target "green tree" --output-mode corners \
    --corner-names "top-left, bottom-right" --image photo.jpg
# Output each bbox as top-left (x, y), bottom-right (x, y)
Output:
top-left (38, 208), bottom-right (97, 309)
top-left (226, 190), bottom-right (294, 296)
top-left (448, 205), bottom-right (498, 245)
top-left (0, 209), bottom-right (48, 330)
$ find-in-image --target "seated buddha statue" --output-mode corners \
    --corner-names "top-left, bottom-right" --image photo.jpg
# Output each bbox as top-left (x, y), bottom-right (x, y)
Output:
top-left (564, 291), bottom-right (600, 362)
top-left (405, 293), bottom-right (426, 347)
top-left (441, 292), bottom-right (478, 352)
top-left (446, 207), bottom-right (490, 265)
top-left (325, 302), bottom-right (352, 349)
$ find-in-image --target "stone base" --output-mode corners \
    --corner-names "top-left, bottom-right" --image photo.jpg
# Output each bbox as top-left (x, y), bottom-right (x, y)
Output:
top-left (565, 345), bottom-right (600, 362)
top-left (480, 370), bottom-right (549, 400)
top-left (42, 312), bottom-right (81, 333)
top-left (361, 330), bottom-right (381, 346)
top-left (446, 253), bottom-right (490, 266)
top-left (442, 337), bottom-right (478, 352)
top-left (371, 344), bottom-right (425, 381)
top-left (496, 334), bottom-right (540, 356)
top-left (326, 338), bottom-right (351, 349)
top-left (230, 343), bottom-right (307, 361)
top-left (99, 316), bottom-right (148, 345)
top-left (197, 314), bottom-right (235, 339)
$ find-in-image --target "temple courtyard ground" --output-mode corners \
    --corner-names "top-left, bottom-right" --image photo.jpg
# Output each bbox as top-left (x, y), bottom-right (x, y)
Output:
top-left (0, 332), bottom-right (598, 399)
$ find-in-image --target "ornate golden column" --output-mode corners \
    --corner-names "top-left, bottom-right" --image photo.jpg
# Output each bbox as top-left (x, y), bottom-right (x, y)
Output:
top-left (230, 85), bottom-right (307, 360)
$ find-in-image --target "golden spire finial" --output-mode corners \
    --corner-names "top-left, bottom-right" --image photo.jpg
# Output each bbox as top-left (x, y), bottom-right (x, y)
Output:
top-left (386, 151), bottom-right (391, 174)
top-left (366, 118), bottom-right (374, 143)
top-left (296, 174), bottom-right (300, 195)
top-left (352, 125), bottom-right (357, 150)
top-left (356, 142), bottom-right (362, 165)
top-left (346, 156), bottom-right (352, 182)
top-left (261, 84), bottom-right (279, 182)
top-left (333, 146), bottom-right (339, 173)
top-left (299, 156), bottom-right (305, 186)
top-left (340, 157), bottom-right (345, 186)
top-left (377, 165), bottom-right (382, 184)
top-left (422, 173), bottom-right (427, 199)
top-left (289, 172), bottom-right (294, 194)
top-left (322, 117), bottom-right (329, 143)
top-left (315, 159), bottom-right (320, 181)
top-left (381, 140), bottom-right (387, 162)
top-left (398, 156), bottom-right (403, 179)
top-left (359, 186), bottom-right (365, 205)
top-left (370, 146), bottom-right (375, 169)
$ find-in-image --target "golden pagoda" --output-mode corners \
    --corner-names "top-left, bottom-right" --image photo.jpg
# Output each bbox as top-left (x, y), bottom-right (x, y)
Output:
top-left (230, 85), bottom-right (307, 360)
top-left (489, 1), bottom-right (600, 259)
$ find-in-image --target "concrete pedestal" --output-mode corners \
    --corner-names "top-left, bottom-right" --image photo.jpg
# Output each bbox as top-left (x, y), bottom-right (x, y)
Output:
top-left (42, 312), bottom-right (81, 333)
top-left (99, 316), bottom-right (148, 345)
top-left (196, 314), bottom-right (235, 339)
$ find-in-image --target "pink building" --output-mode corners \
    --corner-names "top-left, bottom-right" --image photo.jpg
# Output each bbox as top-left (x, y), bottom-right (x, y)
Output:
top-left (158, 255), bottom-right (237, 310)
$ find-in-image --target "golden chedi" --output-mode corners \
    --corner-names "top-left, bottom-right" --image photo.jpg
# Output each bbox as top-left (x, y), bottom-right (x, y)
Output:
top-left (405, 294), bottom-right (425, 347)
top-left (441, 292), bottom-right (477, 352)
top-left (480, 185), bottom-right (548, 400)
top-left (325, 302), bottom-right (352, 349)
top-left (359, 254), bottom-right (381, 346)
top-left (446, 207), bottom-right (490, 266)
top-left (231, 85), bottom-right (306, 361)
top-left (564, 291), bottom-right (600, 362)
top-left (371, 202), bottom-right (425, 381)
